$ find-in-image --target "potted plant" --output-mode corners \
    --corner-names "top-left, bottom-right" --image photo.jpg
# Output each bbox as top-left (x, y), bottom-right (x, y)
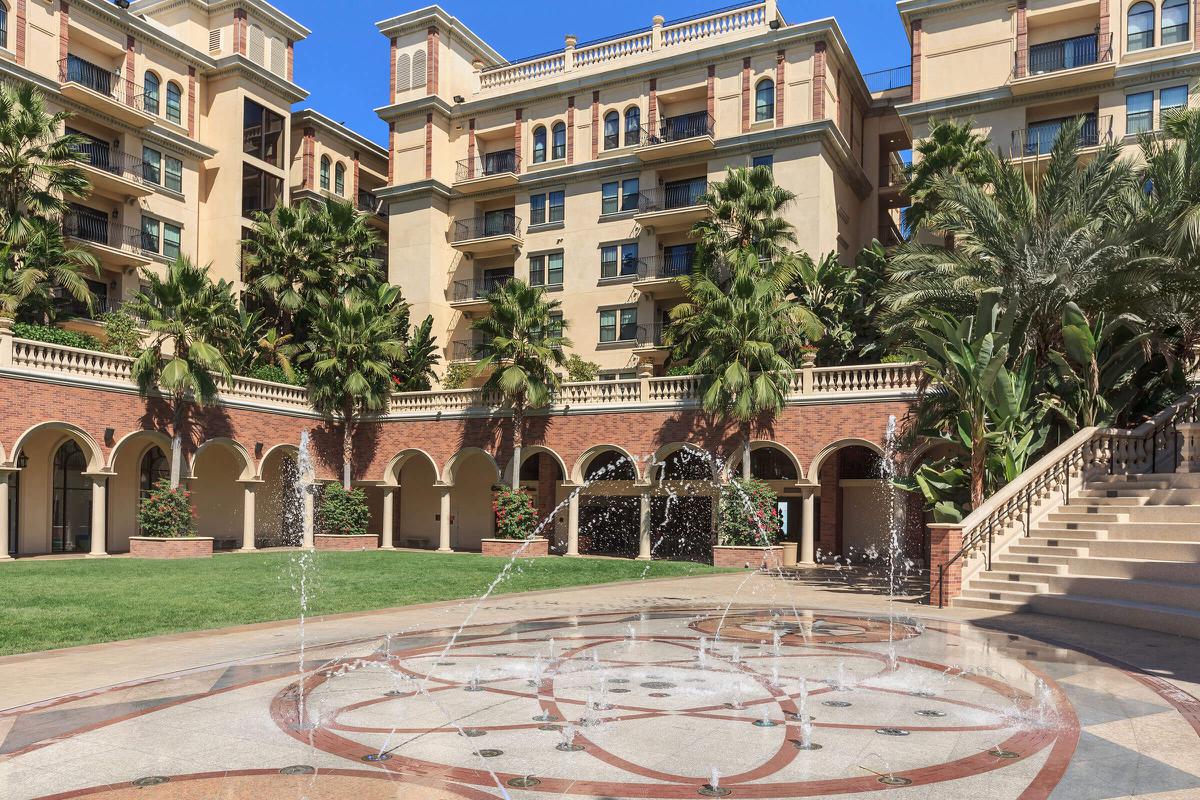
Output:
top-left (483, 485), bottom-right (548, 557)
top-left (314, 483), bottom-right (377, 551)
top-left (713, 478), bottom-right (784, 569)
top-left (131, 479), bottom-right (213, 558)
top-left (798, 345), bottom-right (819, 368)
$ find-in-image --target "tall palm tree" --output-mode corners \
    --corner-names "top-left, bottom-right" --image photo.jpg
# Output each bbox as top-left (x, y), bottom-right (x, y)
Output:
top-left (126, 257), bottom-right (239, 487)
top-left (393, 315), bottom-right (441, 392)
top-left (304, 293), bottom-right (407, 489)
top-left (472, 279), bottom-right (571, 489)
top-left (902, 118), bottom-right (990, 235)
top-left (241, 202), bottom-right (328, 335)
top-left (319, 198), bottom-right (385, 298)
top-left (0, 217), bottom-right (98, 322)
top-left (691, 165), bottom-right (800, 275)
top-left (0, 84), bottom-right (90, 243)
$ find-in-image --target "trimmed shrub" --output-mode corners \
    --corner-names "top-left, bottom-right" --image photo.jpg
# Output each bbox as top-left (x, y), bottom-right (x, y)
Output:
top-left (249, 364), bottom-right (307, 386)
top-left (441, 361), bottom-right (475, 390)
top-left (100, 311), bottom-right (142, 357)
top-left (318, 483), bottom-right (370, 536)
top-left (137, 479), bottom-right (195, 538)
top-left (717, 478), bottom-right (783, 547)
top-left (493, 485), bottom-right (539, 540)
top-left (564, 354), bottom-right (600, 383)
top-left (12, 322), bottom-right (101, 351)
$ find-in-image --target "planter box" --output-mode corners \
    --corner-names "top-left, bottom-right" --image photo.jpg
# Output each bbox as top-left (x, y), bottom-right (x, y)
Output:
top-left (129, 536), bottom-right (214, 559)
top-left (712, 544), bottom-right (784, 570)
top-left (482, 537), bottom-right (549, 558)
top-left (314, 534), bottom-right (379, 551)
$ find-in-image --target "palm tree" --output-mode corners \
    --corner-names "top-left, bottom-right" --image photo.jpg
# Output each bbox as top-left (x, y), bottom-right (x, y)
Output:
top-left (241, 202), bottom-right (328, 335)
top-left (0, 217), bottom-right (98, 322)
top-left (691, 165), bottom-right (800, 274)
top-left (319, 198), bottom-right (385, 298)
top-left (789, 244), bottom-right (886, 364)
top-left (304, 293), bottom-right (406, 489)
top-left (0, 84), bottom-right (90, 243)
top-left (393, 315), bottom-right (441, 392)
top-left (471, 279), bottom-right (571, 489)
top-left (903, 118), bottom-right (990, 236)
top-left (126, 257), bottom-right (239, 487)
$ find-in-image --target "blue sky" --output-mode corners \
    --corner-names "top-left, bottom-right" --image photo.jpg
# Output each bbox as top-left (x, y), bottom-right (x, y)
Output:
top-left (288, 0), bottom-right (909, 147)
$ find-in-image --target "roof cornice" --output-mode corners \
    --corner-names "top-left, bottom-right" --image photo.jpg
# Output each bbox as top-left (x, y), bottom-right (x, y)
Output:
top-left (375, 5), bottom-right (504, 66)
top-left (293, 109), bottom-right (388, 159)
top-left (130, 0), bottom-right (311, 39)
top-left (208, 55), bottom-right (309, 103)
top-left (78, 0), bottom-right (215, 69)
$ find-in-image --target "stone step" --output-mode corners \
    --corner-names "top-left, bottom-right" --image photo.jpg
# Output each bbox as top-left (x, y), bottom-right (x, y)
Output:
top-left (1046, 510), bottom-right (1127, 523)
top-left (951, 595), bottom-right (1031, 612)
top-left (1048, 575), bottom-right (1200, 612)
top-left (1065, 494), bottom-right (1148, 506)
top-left (1028, 594), bottom-right (1200, 639)
top-left (957, 587), bottom-right (1037, 605)
top-left (999, 551), bottom-right (1075, 567)
top-left (1101, 522), bottom-right (1200, 542)
top-left (1030, 524), bottom-right (1107, 538)
top-left (1055, 505), bottom-right (1200, 523)
top-left (972, 577), bottom-right (1049, 594)
top-left (1024, 535), bottom-right (1104, 549)
top-left (1087, 539), bottom-right (1200, 561)
top-left (1069, 557), bottom-right (1200, 583)
top-left (1088, 473), bottom-right (1200, 489)
top-left (1008, 543), bottom-right (1089, 558)
top-left (989, 559), bottom-right (1067, 575)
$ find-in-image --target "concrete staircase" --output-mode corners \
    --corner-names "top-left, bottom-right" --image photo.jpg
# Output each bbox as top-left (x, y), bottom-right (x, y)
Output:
top-left (952, 473), bottom-right (1200, 638)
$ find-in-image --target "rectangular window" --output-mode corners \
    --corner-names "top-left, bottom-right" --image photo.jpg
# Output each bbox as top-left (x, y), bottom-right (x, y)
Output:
top-left (1161, 85), bottom-right (1189, 123)
top-left (601, 181), bottom-right (619, 215)
top-left (529, 254), bottom-right (545, 286)
top-left (242, 163), bottom-right (283, 216)
top-left (243, 98), bottom-right (284, 167)
top-left (530, 193), bottom-right (547, 226)
top-left (164, 156), bottom-right (183, 193)
top-left (548, 190), bottom-right (565, 222)
top-left (620, 243), bottom-right (639, 276)
top-left (163, 223), bottom-right (181, 259)
top-left (621, 178), bottom-right (639, 211)
top-left (547, 251), bottom-right (563, 286)
top-left (1127, 91), bottom-right (1154, 135)
top-left (601, 243), bottom-right (641, 278)
top-left (142, 146), bottom-right (161, 184)
top-left (600, 245), bottom-right (618, 278)
top-left (140, 216), bottom-right (160, 253)
top-left (548, 311), bottom-right (563, 339)
top-left (752, 154), bottom-right (774, 171)
top-left (599, 308), bottom-right (637, 342)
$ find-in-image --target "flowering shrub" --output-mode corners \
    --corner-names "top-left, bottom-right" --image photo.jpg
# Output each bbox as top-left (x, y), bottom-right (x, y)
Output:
top-left (717, 478), bottom-right (783, 547)
top-left (318, 483), bottom-right (370, 536)
top-left (137, 479), bottom-right (195, 538)
top-left (493, 485), bottom-right (539, 540)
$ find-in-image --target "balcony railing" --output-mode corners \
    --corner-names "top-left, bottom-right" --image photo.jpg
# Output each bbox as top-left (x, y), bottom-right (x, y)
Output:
top-left (356, 190), bottom-right (384, 216)
top-left (640, 111), bottom-right (715, 147)
top-left (637, 180), bottom-right (708, 214)
top-left (451, 213), bottom-right (521, 243)
top-left (451, 275), bottom-right (513, 303)
top-left (880, 161), bottom-right (907, 189)
top-left (1011, 114), bottom-right (1113, 157)
top-left (638, 252), bottom-right (696, 280)
top-left (636, 323), bottom-right (668, 348)
top-left (1020, 32), bottom-right (1112, 77)
top-left (862, 65), bottom-right (913, 93)
top-left (70, 142), bottom-right (145, 184)
top-left (59, 57), bottom-right (147, 111)
top-left (455, 151), bottom-right (520, 182)
top-left (450, 335), bottom-right (492, 362)
top-left (63, 212), bottom-right (147, 254)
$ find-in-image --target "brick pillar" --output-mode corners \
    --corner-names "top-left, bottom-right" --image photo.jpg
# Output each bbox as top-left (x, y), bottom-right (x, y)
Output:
top-left (818, 453), bottom-right (839, 557)
top-left (514, 108), bottom-right (523, 174)
top-left (911, 20), bottom-right (922, 102)
top-left (467, 118), bottom-right (476, 179)
top-left (387, 123), bottom-right (396, 184)
top-left (741, 56), bottom-right (751, 132)
top-left (1015, 0), bottom-right (1028, 78)
top-left (287, 39), bottom-right (294, 80)
top-left (775, 50), bottom-right (785, 125)
top-left (389, 37), bottom-right (397, 103)
top-left (15, 0), bottom-right (26, 66)
top-left (706, 65), bottom-right (715, 124)
top-left (424, 112), bottom-right (433, 179)
top-left (58, 2), bottom-right (69, 73)
top-left (928, 523), bottom-right (964, 607)
top-left (234, 8), bottom-right (247, 56)
top-left (591, 90), bottom-right (599, 160)
top-left (813, 41), bottom-right (826, 119)
top-left (426, 26), bottom-right (439, 95)
top-left (1097, 0), bottom-right (1110, 59)
top-left (536, 453), bottom-right (556, 520)
top-left (301, 126), bottom-right (315, 188)
top-left (566, 96), bottom-right (575, 164)
top-left (648, 79), bottom-right (657, 137)
top-left (125, 34), bottom-right (135, 107)
top-left (352, 151), bottom-right (360, 198)
top-left (187, 66), bottom-right (196, 137)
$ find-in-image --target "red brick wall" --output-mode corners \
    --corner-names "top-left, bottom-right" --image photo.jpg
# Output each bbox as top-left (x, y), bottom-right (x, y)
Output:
top-left (514, 109), bottom-right (523, 174)
top-left (387, 123), bottom-right (396, 184)
top-left (287, 39), bottom-right (294, 81)
top-left (566, 96), bottom-right (575, 164)
top-left (812, 42), bottom-right (826, 119)
top-left (647, 80), bottom-right (657, 137)
top-left (910, 21), bottom-right (921, 103)
top-left (706, 65), bottom-right (715, 122)
top-left (124, 35), bottom-right (135, 108)
top-left (591, 91), bottom-right (600, 160)
top-left (315, 534), bottom-right (379, 551)
top-left (234, 8), bottom-right (247, 56)
top-left (775, 51), bottom-right (785, 125)
top-left (389, 37), bottom-right (397, 103)
top-left (130, 537), bottom-right (213, 559)
top-left (58, 2), bottom-right (68, 70)
top-left (713, 546), bottom-right (783, 569)
top-left (928, 525), bottom-right (963, 606)
top-left (15, 0), bottom-right (26, 66)
top-left (818, 453), bottom-right (839, 557)
top-left (187, 67), bottom-right (196, 138)
top-left (467, 119), bottom-right (476, 179)
top-left (1098, 1), bottom-right (1110, 58)
top-left (426, 27), bottom-right (439, 95)
top-left (1015, 0), bottom-right (1028, 78)
top-left (424, 113), bottom-right (433, 179)
top-left (301, 127), bottom-right (315, 188)
top-left (741, 57), bottom-right (751, 132)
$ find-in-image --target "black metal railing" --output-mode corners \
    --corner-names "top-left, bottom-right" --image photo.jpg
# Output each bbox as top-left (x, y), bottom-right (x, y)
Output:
top-left (63, 211), bottom-right (146, 254)
top-left (455, 150), bottom-right (520, 182)
top-left (59, 56), bottom-right (147, 111)
top-left (451, 213), bottom-right (521, 243)
top-left (356, 190), bottom-right (384, 216)
top-left (637, 252), bottom-right (696, 280)
top-left (450, 335), bottom-right (492, 361)
top-left (640, 111), bottom-right (715, 147)
top-left (1022, 32), bottom-right (1111, 77)
top-left (880, 160), bottom-right (907, 189)
top-left (863, 65), bottom-right (913, 93)
top-left (637, 180), bottom-right (708, 214)
top-left (70, 142), bottom-right (145, 184)
top-left (1011, 114), bottom-right (1112, 157)
top-left (635, 323), bottom-right (668, 348)
top-left (451, 275), bottom-right (513, 302)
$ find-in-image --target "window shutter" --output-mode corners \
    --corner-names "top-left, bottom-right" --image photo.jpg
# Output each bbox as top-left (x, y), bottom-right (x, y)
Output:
top-left (270, 36), bottom-right (285, 76)
top-left (395, 53), bottom-right (411, 91)
top-left (411, 50), bottom-right (426, 90)
top-left (248, 24), bottom-right (265, 66)
top-left (208, 29), bottom-right (222, 54)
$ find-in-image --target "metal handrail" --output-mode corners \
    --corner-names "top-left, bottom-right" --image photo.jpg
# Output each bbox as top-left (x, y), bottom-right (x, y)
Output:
top-left (455, 150), bottom-right (520, 182)
top-left (59, 57), bottom-right (147, 111)
top-left (1010, 114), bottom-right (1113, 158)
top-left (635, 322), bottom-right (668, 347)
top-left (63, 211), bottom-right (146, 254)
top-left (637, 252), bottom-right (696, 280)
top-left (640, 111), bottom-right (715, 147)
top-left (862, 65), bottom-right (913, 93)
top-left (70, 143), bottom-right (145, 183)
top-left (451, 213), bottom-right (521, 242)
top-left (451, 276), bottom-right (513, 302)
top-left (1016, 32), bottom-right (1112, 78)
top-left (637, 181), bottom-right (708, 213)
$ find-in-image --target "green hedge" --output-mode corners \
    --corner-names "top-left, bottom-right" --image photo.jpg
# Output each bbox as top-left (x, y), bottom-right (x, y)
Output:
top-left (12, 322), bottom-right (102, 351)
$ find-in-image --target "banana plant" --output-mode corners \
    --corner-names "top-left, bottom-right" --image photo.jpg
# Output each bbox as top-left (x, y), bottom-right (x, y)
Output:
top-left (1046, 302), bottom-right (1150, 429)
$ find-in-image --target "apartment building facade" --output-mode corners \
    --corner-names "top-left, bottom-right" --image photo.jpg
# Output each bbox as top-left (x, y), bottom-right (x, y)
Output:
top-left (898, 0), bottom-right (1200, 161)
top-left (375, 1), bottom-right (911, 381)
top-left (0, 0), bottom-right (310, 326)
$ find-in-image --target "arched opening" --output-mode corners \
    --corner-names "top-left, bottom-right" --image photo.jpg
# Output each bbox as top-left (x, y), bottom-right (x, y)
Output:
top-left (447, 450), bottom-right (500, 551)
top-left (106, 433), bottom-right (171, 553)
top-left (257, 446), bottom-right (303, 548)
top-left (334, 161), bottom-right (346, 196)
top-left (551, 121), bottom-right (566, 160)
top-left (8, 423), bottom-right (101, 555)
top-left (727, 444), bottom-right (803, 553)
top-left (395, 452), bottom-right (439, 550)
top-left (812, 443), bottom-right (892, 564)
top-left (52, 441), bottom-right (91, 554)
top-left (518, 450), bottom-right (565, 546)
top-left (1128, 2), bottom-right (1155, 51)
top-left (579, 448), bottom-right (640, 557)
top-left (190, 442), bottom-right (247, 550)
top-left (1162, 0), bottom-right (1190, 45)
top-left (603, 110), bottom-right (619, 150)
top-left (320, 155), bottom-right (331, 190)
top-left (624, 106), bottom-right (641, 146)
top-left (755, 78), bottom-right (775, 122)
top-left (652, 446), bottom-right (716, 563)
top-left (532, 126), bottom-right (547, 163)
top-left (144, 70), bottom-right (161, 115)
top-left (166, 81), bottom-right (182, 125)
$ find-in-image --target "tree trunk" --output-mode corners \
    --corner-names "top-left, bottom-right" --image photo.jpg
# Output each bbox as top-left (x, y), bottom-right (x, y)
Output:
top-left (741, 426), bottom-right (752, 480)
top-left (970, 429), bottom-right (987, 510)
top-left (342, 405), bottom-right (354, 490)
top-left (169, 401), bottom-right (184, 488)
top-left (511, 401), bottom-right (524, 490)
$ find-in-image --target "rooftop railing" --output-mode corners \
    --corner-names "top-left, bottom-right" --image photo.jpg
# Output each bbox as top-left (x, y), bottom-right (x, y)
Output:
top-left (862, 65), bottom-right (912, 93)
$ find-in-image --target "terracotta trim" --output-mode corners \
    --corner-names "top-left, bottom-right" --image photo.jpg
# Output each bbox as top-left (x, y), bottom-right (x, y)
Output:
top-left (187, 66), bottom-right (196, 137)
top-left (301, 127), bottom-right (315, 188)
top-left (467, 118), bottom-right (476, 179)
top-left (1015, 0), bottom-right (1028, 79)
top-left (706, 64), bottom-right (715, 123)
top-left (775, 50), bottom-right (785, 125)
top-left (813, 41), bottom-right (826, 119)
top-left (234, 8), bottom-right (247, 56)
top-left (741, 56), bottom-right (751, 132)
top-left (911, 20), bottom-right (922, 103)
top-left (647, 78), bottom-right (657, 137)
top-left (389, 37), bottom-right (397, 103)
top-left (352, 151), bottom-right (360, 197)
top-left (286, 39), bottom-right (294, 81)
top-left (15, 0), bottom-right (26, 65)
top-left (426, 26), bottom-right (439, 95)
top-left (387, 123), bottom-right (396, 184)
top-left (424, 112), bottom-right (433, 179)
top-left (566, 95), bottom-right (575, 164)
top-left (124, 34), bottom-right (135, 108)
top-left (58, 1), bottom-right (69, 69)
top-left (591, 90), bottom-right (600, 160)
top-left (514, 108), bottom-right (522, 174)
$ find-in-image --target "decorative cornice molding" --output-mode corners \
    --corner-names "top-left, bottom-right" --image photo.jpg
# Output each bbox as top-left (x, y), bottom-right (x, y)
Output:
top-left (292, 109), bottom-right (388, 161)
top-left (130, 0), bottom-right (311, 40)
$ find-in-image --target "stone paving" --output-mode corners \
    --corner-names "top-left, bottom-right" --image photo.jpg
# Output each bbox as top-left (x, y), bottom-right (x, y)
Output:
top-left (0, 572), bottom-right (1198, 799)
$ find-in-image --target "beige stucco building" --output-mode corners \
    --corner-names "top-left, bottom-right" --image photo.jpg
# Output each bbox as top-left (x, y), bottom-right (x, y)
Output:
top-left (375, 1), bottom-right (911, 380)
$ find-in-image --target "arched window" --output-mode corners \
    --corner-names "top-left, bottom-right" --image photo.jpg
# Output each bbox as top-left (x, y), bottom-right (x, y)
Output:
top-left (52, 441), bottom-right (90, 553)
top-left (334, 162), bottom-right (345, 196)
top-left (166, 81), bottom-right (182, 125)
top-left (658, 448), bottom-right (714, 482)
top-left (532, 125), bottom-right (547, 163)
top-left (1162, 0), bottom-right (1190, 45)
top-left (395, 52), bottom-right (411, 91)
top-left (140, 447), bottom-right (169, 499)
top-left (551, 121), bottom-right (566, 160)
top-left (248, 23), bottom-right (265, 65)
top-left (143, 71), bottom-right (160, 115)
top-left (0, 3), bottom-right (8, 51)
top-left (624, 106), bottom-right (641, 146)
top-left (755, 78), bottom-right (775, 122)
top-left (319, 156), bottom-right (330, 190)
top-left (1128, 2), bottom-right (1156, 51)
top-left (603, 110), bottom-right (619, 150)
top-left (585, 451), bottom-right (636, 482)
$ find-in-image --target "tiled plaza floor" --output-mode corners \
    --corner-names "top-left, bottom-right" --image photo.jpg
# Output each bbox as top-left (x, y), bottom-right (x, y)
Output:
top-left (0, 570), bottom-right (1198, 799)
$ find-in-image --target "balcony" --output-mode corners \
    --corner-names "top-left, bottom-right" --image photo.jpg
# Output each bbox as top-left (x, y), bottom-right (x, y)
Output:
top-left (58, 57), bottom-right (156, 128)
top-left (863, 65), bottom-right (913, 96)
top-left (633, 180), bottom-right (709, 231)
top-left (454, 151), bottom-right (520, 193)
top-left (70, 143), bottom-right (152, 199)
top-left (1012, 33), bottom-right (1114, 95)
top-left (1010, 114), bottom-right (1113, 159)
top-left (449, 276), bottom-right (513, 313)
top-left (633, 253), bottom-right (693, 298)
top-left (63, 211), bottom-right (152, 268)
top-left (449, 334), bottom-right (491, 362)
top-left (450, 213), bottom-right (523, 256)
top-left (637, 111), bottom-right (715, 161)
top-left (878, 160), bottom-right (907, 209)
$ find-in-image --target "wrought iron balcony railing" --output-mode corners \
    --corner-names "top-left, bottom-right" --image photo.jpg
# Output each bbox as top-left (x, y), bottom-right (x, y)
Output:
top-left (455, 150), bottom-right (520, 182)
top-left (635, 322), bottom-right (668, 348)
top-left (451, 213), bottom-right (521, 243)
top-left (59, 56), bottom-right (147, 111)
top-left (1020, 32), bottom-right (1112, 77)
top-left (637, 252), bottom-right (696, 281)
top-left (637, 180), bottom-right (708, 214)
top-left (356, 190), bottom-right (384, 216)
top-left (1011, 114), bottom-right (1113, 157)
top-left (70, 142), bottom-right (145, 184)
top-left (640, 111), bottom-right (715, 148)
top-left (63, 212), bottom-right (147, 254)
top-left (451, 275), bottom-right (513, 303)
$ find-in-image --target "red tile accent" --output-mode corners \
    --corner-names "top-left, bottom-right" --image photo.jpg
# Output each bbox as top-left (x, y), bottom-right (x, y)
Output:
top-left (467, 118), bottom-right (476, 179)
top-left (647, 79), bottom-right (657, 137)
top-left (775, 50), bottom-right (785, 125)
top-left (426, 26), bottom-right (439, 95)
top-left (389, 37), bottom-right (397, 103)
top-left (591, 90), bottom-right (600, 160)
top-left (58, 2), bottom-right (68, 69)
top-left (124, 35), bottom-right (135, 108)
top-left (706, 65), bottom-right (715, 122)
top-left (514, 108), bottom-right (522, 174)
top-left (287, 39), bottom-right (294, 81)
top-left (234, 8), bottom-right (247, 56)
top-left (566, 95), bottom-right (575, 164)
top-left (301, 127), bottom-right (315, 188)
top-left (1015, 0), bottom-right (1028, 79)
top-left (911, 20), bottom-right (922, 102)
top-left (14, 0), bottom-right (26, 65)
top-left (187, 67), bottom-right (196, 137)
top-left (741, 56), bottom-right (751, 132)
top-left (387, 123), bottom-right (396, 184)
top-left (812, 41), bottom-right (826, 119)
top-left (424, 112), bottom-right (433, 179)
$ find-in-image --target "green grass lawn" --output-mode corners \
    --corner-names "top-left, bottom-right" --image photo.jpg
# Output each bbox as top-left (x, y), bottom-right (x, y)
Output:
top-left (0, 551), bottom-right (725, 656)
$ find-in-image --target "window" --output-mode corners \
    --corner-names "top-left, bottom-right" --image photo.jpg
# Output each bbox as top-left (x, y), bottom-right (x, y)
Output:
top-left (334, 162), bottom-right (345, 196)
top-left (1161, 85), bottom-right (1189, 123)
top-left (166, 82), bottom-right (182, 125)
top-left (551, 121), bottom-right (566, 160)
top-left (600, 308), bottom-right (637, 342)
top-left (621, 178), bottom-right (639, 211)
top-left (601, 243), bottom-right (639, 278)
top-left (1163, 0), bottom-right (1190, 46)
top-left (755, 78), bottom-right (775, 122)
top-left (624, 107), bottom-right (640, 146)
top-left (529, 252), bottom-right (562, 286)
top-left (530, 193), bottom-right (547, 225)
top-left (165, 156), bottom-right (183, 193)
top-left (142, 146), bottom-right (161, 184)
top-left (144, 71), bottom-right (160, 115)
top-left (242, 163), bottom-right (283, 216)
top-left (320, 156), bottom-right (331, 190)
top-left (602, 179), bottom-right (638, 214)
top-left (141, 216), bottom-right (160, 253)
top-left (1128, 2), bottom-right (1155, 51)
top-left (549, 311), bottom-right (563, 338)
top-left (0, 3), bottom-right (6, 51)
top-left (549, 190), bottom-right (565, 222)
top-left (604, 111), bottom-right (620, 150)
top-left (243, 98), bottom-right (284, 167)
top-left (529, 254), bottom-right (545, 286)
top-left (163, 222), bottom-right (181, 259)
top-left (752, 154), bottom-right (774, 171)
top-left (1127, 91), bottom-right (1154, 134)
top-left (532, 126), bottom-right (547, 163)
